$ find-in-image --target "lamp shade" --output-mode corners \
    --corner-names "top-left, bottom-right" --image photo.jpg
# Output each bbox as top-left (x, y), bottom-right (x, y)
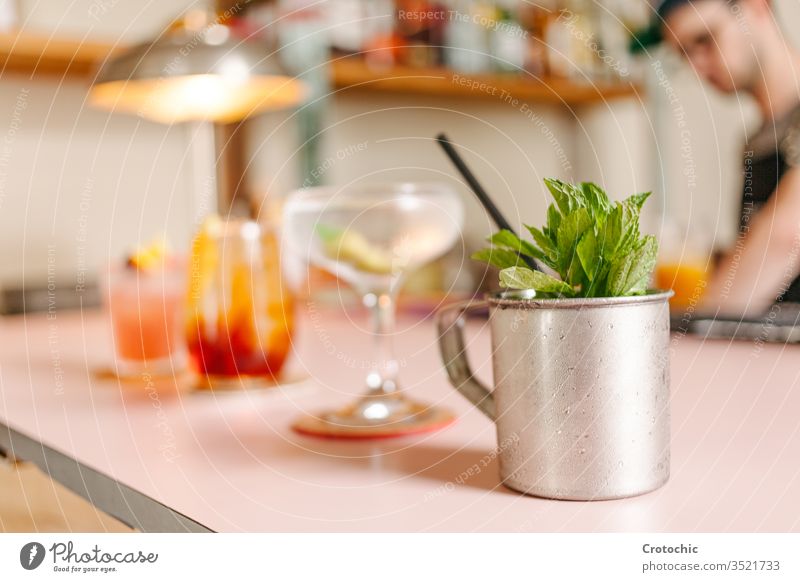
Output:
top-left (89, 19), bottom-right (307, 124)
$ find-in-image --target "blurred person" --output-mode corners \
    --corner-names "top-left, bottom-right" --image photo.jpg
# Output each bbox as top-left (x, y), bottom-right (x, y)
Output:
top-left (659, 0), bottom-right (800, 316)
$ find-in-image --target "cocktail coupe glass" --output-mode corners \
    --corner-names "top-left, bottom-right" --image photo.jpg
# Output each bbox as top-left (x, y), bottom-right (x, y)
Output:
top-left (283, 183), bottom-right (464, 435)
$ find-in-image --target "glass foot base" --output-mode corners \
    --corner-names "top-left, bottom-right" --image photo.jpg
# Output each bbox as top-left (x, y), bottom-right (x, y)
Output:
top-left (292, 395), bottom-right (455, 439)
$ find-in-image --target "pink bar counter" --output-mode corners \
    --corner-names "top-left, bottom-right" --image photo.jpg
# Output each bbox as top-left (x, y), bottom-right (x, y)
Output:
top-left (1, 306), bottom-right (799, 532)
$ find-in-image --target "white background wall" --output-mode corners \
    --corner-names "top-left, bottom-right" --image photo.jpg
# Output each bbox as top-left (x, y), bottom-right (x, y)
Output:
top-left (2, 0), bottom-right (800, 290)
top-left (1, 0), bottom-right (198, 288)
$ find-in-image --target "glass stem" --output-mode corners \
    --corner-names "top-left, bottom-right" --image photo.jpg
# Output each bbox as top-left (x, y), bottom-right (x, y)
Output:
top-left (363, 290), bottom-right (400, 395)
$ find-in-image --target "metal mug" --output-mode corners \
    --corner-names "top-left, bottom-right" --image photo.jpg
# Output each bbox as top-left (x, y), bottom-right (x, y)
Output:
top-left (437, 289), bottom-right (673, 500)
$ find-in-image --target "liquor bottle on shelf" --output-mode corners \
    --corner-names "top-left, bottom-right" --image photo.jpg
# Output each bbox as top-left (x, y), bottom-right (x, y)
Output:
top-left (395, 0), bottom-right (448, 68)
top-left (488, 2), bottom-right (526, 73)
top-left (443, 0), bottom-right (493, 74)
top-left (518, 0), bottom-right (554, 77)
top-left (546, 0), bottom-right (602, 81)
top-left (362, 0), bottom-right (404, 68)
top-left (600, 0), bottom-right (650, 80)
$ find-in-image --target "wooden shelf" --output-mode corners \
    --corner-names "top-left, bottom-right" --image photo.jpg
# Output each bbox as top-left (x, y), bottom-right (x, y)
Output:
top-left (329, 58), bottom-right (640, 106)
top-left (0, 31), bottom-right (639, 106)
top-left (0, 30), bottom-right (119, 79)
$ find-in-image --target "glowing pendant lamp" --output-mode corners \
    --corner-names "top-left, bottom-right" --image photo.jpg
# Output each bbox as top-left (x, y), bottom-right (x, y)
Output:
top-left (89, 5), bottom-right (307, 215)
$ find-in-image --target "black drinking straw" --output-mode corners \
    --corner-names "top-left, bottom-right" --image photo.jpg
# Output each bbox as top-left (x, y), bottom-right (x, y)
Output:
top-left (435, 133), bottom-right (541, 272)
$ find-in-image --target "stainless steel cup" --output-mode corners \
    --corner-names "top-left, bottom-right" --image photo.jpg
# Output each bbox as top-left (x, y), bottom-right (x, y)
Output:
top-left (437, 290), bottom-right (673, 500)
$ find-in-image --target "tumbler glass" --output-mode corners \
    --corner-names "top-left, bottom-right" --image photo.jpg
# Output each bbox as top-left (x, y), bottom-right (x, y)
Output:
top-left (103, 258), bottom-right (186, 377)
top-left (186, 218), bottom-right (294, 389)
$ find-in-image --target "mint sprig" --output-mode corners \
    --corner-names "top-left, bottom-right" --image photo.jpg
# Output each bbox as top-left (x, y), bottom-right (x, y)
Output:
top-left (472, 178), bottom-right (658, 298)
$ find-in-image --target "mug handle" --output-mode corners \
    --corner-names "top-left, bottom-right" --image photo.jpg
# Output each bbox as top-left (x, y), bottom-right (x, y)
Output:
top-left (437, 300), bottom-right (496, 421)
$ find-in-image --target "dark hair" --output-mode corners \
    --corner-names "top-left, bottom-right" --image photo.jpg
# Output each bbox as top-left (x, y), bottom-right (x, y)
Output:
top-left (657, 0), bottom-right (741, 23)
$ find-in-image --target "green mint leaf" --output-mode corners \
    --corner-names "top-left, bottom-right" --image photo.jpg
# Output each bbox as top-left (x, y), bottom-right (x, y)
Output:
top-left (488, 230), bottom-right (542, 260)
top-left (544, 178), bottom-right (580, 214)
top-left (525, 225), bottom-right (558, 266)
top-left (607, 235), bottom-right (657, 296)
top-left (581, 182), bottom-right (612, 219)
top-left (617, 202), bottom-right (642, 257)
top-left (607, 253), bottom-right (633, 296)
top-left (599, 203), bottom-right (624, 257)
top-left (627, 235), bottom-right (658, 294)
top-left (624, 191), bottom-right (651, 211)
top-left (499, 267), bottom-right (575, 296)
top-left (471, 248), bottom-right (526, 270)
top-left (565, 254), bottom-right (586, 289)
top-left (576, 228), bottom-right (599, 282)
top-left (472, 178), bottom-right (657, 298)
top-left (556, 207), bottom-right (592, 276)
top-left (546, 203), bottom-right (562, 236)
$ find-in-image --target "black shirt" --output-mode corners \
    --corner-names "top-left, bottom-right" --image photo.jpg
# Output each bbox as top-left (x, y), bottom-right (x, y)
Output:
top-left (741, 104), bottom-right (800, 303)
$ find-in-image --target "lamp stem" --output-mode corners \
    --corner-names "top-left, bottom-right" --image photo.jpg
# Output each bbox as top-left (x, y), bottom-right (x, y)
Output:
top-left (214, 121), bottom-right (251, 219)
top-left (187, 120), bottom-right (218, 225)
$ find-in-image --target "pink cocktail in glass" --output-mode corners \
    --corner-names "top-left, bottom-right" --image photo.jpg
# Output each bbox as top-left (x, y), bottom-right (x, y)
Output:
top-left (103, 259), bottom-right (186, 376)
